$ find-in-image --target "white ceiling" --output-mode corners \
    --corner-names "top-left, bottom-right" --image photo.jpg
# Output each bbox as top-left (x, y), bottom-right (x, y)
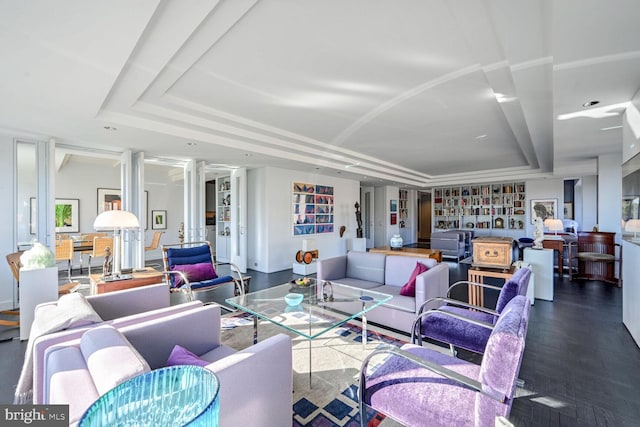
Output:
top-left (1, 0), bottom-right (639, 187)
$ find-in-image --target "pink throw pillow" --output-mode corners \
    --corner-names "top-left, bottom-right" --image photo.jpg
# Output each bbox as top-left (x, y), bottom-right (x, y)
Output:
top-left (170, 262), bottom-right (217, 287)
top-left (166, 345), bottom-right (209, 367)
top-left (399, 261), bottom-right (429, 297)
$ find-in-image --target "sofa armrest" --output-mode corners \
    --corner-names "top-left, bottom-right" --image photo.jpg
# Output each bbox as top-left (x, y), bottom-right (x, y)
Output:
top-left (414, 263), bottom-right (449, 313)
top-left (86, 283), bottom-right (170, 320)
top-left (206, 334), bottom-right (292, 427)
top-left (119, 305), bottom-right (223, 370)
top-left (317, 255), bottom-right (347, 282)
top-left (33, 300), bottom-right (203, 404)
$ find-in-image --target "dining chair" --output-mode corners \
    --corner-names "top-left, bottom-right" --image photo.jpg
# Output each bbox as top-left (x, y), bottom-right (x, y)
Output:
top-left (145, 231), bottom-right (164, 252)
top-left (78, 233), bottom-right (107, 273)
top-left (2, 252), bottom-right (22, 327)
top-left (55, 237), bottom-right (74, 279)
top-left (88, 236), bottom-right (114, 276)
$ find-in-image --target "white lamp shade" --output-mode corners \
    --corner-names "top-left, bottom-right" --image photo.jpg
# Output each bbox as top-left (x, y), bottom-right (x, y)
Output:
top-left (625, 219), bottom-right (640, 233)
top-left (94, 210), bottom-right (140, 230)
top-left (544, 218), bottom-right (564, 232)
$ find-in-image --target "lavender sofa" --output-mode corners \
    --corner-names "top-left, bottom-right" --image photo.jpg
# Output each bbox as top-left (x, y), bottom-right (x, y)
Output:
top-left (359, 295), bottom-right (531, 427)
top-left (31, 284), bottom-right (203, 405)
top-left (44, 305), bottom-right (292, 426)
top-left (317, 251), bottom-right (449, 333)
top-left (415, 266), bottom-right (532, 354)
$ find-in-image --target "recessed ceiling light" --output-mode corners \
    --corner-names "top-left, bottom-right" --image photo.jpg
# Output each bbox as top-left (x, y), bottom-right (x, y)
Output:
top-left (103, 126), bottom-right (117, 131)
top-left (475, 134), bottom-right (487, 140)
top-left (582, 100), bottom-right (600, 107)
top-left (245, 153), bottom-right (252, 157)
top-left (187, 142), bottom-right (197, 146)
top-left (600, 125), bottom-right (623, 131)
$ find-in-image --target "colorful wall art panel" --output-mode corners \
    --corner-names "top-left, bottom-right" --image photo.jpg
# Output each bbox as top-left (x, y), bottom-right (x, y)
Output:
top-left (292, 182), bottom-right (335, 235)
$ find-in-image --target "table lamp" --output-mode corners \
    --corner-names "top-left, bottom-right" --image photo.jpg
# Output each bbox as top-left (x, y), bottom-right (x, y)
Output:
top-left (544, 218), bottom-right (564, 235)
top-left (93, 210), bottom-right (139, 280)
top-left (625, 219), bottom-right (640, 242)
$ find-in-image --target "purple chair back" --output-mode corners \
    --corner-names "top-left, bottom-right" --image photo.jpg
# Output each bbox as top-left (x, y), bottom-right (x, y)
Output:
top-left (476, 295), bottom-right (530, 423)
top-left (495, 267), bottom-right (531, 314)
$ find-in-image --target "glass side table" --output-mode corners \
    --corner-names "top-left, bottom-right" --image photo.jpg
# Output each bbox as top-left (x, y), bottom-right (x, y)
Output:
top-left (80, 365), bottom-right (220, 427)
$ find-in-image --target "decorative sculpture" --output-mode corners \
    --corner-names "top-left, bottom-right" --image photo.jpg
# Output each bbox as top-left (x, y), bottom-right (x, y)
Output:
top-left (355, 202), bottom-right (363, 238)
top-left (103, 246), bottom-right (113, 276)
top-left (533, 216), bottom-right (544, 249)
top-left (178, 222), bottom-right (185, 244)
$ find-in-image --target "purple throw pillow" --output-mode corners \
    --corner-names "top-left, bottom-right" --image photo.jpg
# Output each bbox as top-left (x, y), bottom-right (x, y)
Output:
top-left (399, 261), bottom-right (429, 297)
top-left (170, 262), bottom-right (217, 287)
top-left (166, 345), bottom-right (209, 367)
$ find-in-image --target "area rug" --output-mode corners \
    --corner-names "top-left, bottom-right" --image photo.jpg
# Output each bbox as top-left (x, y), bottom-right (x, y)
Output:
top-left (220, 312), bottom-right (442, 427)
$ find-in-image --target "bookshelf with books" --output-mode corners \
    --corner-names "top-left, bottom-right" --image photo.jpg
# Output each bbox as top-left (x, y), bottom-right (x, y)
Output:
top-left (433, 181), bottom-right (526, 235)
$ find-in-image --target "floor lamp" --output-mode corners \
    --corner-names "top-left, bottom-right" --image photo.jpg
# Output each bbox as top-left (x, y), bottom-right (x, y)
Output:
top-left (93, 210), bottom-right (140, 280)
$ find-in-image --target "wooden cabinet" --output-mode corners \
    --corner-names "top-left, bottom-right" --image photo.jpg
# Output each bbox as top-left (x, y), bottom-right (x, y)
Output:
top-left (216, 176), bottom-right (231, 262)
top-left (472, 237), bottom-right (514, 269)
top-left (433, 181), bottom-right (526, 233)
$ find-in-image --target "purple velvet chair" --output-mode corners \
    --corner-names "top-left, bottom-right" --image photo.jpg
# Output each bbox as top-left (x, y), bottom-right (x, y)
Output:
top-left (359, 295), bottom-right (530, 427)
top-left (412, 267), bottom-right (531, 355)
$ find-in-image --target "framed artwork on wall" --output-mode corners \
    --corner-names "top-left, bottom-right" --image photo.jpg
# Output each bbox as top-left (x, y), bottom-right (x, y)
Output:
top-left (30, 197), bottom-right (80, 234)
top-left (531, 198), bottom-right (557, 224)
top-left (390, 199), bottom-right (398, 212)
top-left (97, 188), bottom-right (148, 229)
top-left (292, 182), bottom-right (334, 235)
top-left (564, 202), bottom-right (574, 220)
top-left (390, 213), bottom-right (397, 225)
top-left (152, 210), bottom-right (167, 230)
top-left (55, 198), bottom-right (80, 233)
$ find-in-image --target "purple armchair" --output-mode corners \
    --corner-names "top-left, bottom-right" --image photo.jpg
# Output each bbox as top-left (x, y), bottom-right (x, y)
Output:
top-left (359, 295), bottom-right (530, 427)
top-left (413, 267), bottom-right (531, 355)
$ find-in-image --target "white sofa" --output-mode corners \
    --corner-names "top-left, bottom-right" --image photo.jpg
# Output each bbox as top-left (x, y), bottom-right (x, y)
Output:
top-left (44, 305), bottom-right (292, 426)
top-left (317, 251), bottom-right (449, 334)
top-left (31, 283), bottom-right (203, 406)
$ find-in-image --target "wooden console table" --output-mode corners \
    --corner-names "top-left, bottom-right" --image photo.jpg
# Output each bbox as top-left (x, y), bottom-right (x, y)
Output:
top-left (90, 267), bottom-right (164, 295)
top-left (467, 266), bottom-right (515, 307)
top-left (369, 246), bottom-right (443, 263)
top-left (542, 236), bottom-right (564, 274)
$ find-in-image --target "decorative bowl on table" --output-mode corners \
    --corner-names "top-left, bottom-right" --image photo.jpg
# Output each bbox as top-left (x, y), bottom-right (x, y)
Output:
top-left (284, 293), bottom-right (304, 306)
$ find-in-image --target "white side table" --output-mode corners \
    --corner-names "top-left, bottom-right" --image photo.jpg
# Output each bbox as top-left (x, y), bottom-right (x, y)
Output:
top-left (19, 267), bottom-right (58, 340)
top-left (523, 248), bottom-right (554, 301)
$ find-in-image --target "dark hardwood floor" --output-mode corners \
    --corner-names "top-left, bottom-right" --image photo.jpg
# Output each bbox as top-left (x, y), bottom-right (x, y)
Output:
top-left (0, 257), bottom-right (638, 426)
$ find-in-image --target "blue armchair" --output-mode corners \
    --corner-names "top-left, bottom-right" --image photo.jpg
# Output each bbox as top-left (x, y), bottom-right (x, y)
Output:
top-left (162, 241), bottom-right (245, 307)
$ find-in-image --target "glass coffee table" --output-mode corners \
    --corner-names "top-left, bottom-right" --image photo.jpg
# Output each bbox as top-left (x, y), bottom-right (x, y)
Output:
top-left (226, 280), bottom-right (392, 385)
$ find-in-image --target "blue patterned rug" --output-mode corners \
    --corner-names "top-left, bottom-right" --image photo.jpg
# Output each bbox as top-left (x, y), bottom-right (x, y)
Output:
top-left (221, 313), bottom-right (409, 427)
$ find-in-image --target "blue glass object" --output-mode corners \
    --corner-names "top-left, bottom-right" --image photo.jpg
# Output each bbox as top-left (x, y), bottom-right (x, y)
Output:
top-left (79, 365), bottom-right (220, 427)
top-left (284, 292), bottom-right (304, 306)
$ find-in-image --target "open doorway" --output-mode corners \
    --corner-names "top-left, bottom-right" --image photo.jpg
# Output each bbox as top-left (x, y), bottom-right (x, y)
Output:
top-left (417, 191), bottom-right (432, 244)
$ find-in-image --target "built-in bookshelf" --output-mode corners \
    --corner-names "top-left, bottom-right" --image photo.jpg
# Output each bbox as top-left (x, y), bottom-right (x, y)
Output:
top-left (433, 181), bottom-right (526, 232)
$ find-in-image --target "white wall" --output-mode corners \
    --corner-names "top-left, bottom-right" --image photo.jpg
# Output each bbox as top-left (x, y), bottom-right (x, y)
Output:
top-left (247, 166), bottom-right (360, 273)
top-left (622, 95), bottom-right (640, 348)
top-left (579, 175), bottom-right (598, 230)
top-left (373, 186), bottom-right (400, 246)
top-left (598, 154), bottom-right (623, 236)
top-left (0, 134), bottom-right (16, 310)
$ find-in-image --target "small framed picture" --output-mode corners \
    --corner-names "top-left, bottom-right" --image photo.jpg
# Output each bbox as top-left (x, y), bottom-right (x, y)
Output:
top-left (152, 210), bottom-right (167, 230)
